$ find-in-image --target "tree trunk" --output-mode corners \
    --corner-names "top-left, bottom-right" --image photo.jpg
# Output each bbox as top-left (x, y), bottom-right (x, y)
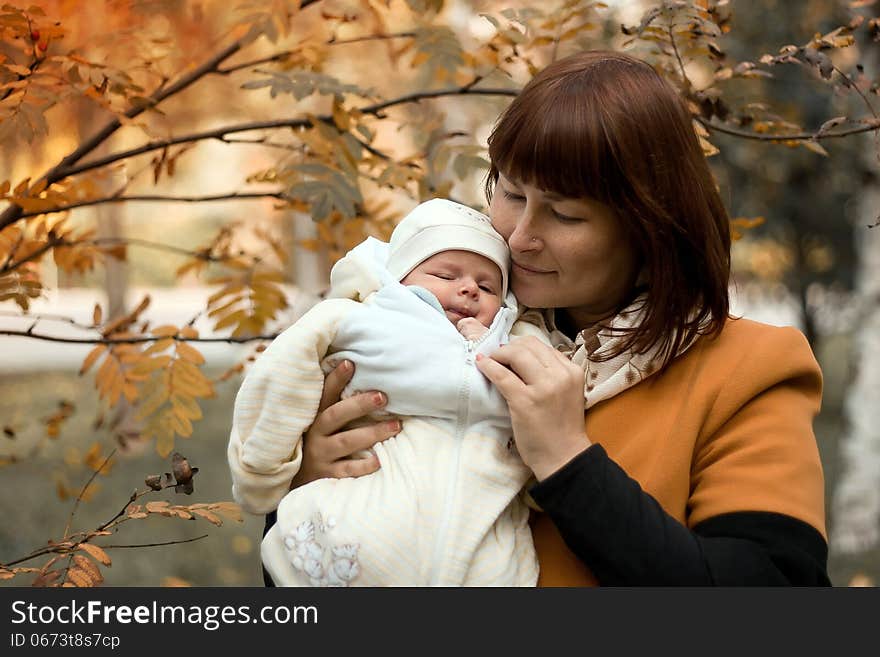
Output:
top-left (829, 185), bottom-right (880, 555)
top-left (98, 204), bottom-right (128, 319)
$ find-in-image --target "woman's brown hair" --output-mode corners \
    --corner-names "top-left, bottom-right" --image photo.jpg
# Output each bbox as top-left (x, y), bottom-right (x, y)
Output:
top-left (486, 50), bottom-right (731, 368)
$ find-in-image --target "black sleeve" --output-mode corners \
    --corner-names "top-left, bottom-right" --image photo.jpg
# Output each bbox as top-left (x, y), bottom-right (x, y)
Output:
top-left (262, 511), bottom-right (277, 587)
top-left (528, 444), bottom-right (830, 586)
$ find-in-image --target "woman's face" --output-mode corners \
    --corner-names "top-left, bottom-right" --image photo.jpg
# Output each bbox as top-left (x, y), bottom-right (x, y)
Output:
top-left (489, 173), bottom-right (640, 329)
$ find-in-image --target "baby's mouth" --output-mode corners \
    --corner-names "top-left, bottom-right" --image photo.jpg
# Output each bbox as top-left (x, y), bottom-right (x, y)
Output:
top-left (446, 306), bottom-right (475, 318)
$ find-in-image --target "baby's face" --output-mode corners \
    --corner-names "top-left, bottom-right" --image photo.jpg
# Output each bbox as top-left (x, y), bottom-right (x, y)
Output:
top-left (401, 250), bottom-right (503, 327)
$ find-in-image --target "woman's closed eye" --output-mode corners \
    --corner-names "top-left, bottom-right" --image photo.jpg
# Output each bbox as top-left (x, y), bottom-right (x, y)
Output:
top-left (552, 209), bottom-right (584, 223)
top-left (502, 190), bottom-right (525, 202)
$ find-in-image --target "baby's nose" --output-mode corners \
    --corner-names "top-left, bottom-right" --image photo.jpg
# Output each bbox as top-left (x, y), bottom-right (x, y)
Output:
top-left (459, 279), bottom-right (478, 296)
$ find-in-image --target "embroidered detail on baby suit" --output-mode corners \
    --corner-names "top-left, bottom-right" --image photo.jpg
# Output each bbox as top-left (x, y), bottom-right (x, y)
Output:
top-left (282, 512), bottom-right (361, 586)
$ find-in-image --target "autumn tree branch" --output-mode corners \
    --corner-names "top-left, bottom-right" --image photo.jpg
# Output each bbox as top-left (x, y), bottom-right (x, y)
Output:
top-left (696, 116), bottom-right (880, 141)
top-left (0, 329), bottom-right (280, 344)
top-left (0, 235), bottom-right (255, 276)
top-left (326, 31), bottom-right (418, 47)
top-left (0, 454), bottom-right (213, 573)
top-left (64, 449), bottom-right (116, 538)
top-left (15, 191), bottom-right (292, 221)
top-left (0, 0), bottom-right (325, 233)
top-left (215, 31), bottom-right (417, 75)
top-left (0, 310), bottom-right (95, 330)
top-left (47, 83), bottom-right (518, 181)
top-left (100, 535), bottom-right (209, 549)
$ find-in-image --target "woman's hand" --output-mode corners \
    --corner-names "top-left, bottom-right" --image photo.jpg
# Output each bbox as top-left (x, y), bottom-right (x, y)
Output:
top-left (475, 336), bottom-right (591, 481)
top-left (290, 360), bottom-right (402, 488)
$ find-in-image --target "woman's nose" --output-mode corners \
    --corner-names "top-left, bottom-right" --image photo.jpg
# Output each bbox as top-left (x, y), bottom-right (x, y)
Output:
top-left (507, 207), bottom-right (541, 253)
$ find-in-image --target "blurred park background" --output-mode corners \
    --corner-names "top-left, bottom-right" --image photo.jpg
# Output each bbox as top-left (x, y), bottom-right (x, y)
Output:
top-left (1, 0), bottom-right (879, 587)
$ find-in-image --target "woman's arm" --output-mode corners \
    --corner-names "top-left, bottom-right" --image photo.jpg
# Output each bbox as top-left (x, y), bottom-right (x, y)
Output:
top-left (475, 335), bottom-right (830, 586)
top-left (228, 299), bottom-right (399, 513)
top-left (529, 445), bottom-right (829, 585)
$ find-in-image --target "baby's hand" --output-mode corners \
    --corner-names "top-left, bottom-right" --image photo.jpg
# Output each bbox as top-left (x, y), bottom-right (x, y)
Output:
top-left (457, 317), bottom-right (488, 341)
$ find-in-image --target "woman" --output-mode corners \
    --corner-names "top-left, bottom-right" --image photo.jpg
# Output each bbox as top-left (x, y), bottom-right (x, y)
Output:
top-left (282, 50), bottom-right (830, 586)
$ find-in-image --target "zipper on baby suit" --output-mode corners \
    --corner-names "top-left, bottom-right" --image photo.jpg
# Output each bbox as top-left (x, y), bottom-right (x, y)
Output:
top-left (428, 337), bottom-right (479, 585)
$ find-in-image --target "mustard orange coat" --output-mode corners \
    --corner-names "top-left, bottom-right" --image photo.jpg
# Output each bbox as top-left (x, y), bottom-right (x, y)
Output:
top-left (531, 317), bottom-right (826, 586)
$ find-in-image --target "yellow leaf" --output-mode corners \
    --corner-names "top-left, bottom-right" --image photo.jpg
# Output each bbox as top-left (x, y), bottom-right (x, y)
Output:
top-left (332, 98), bottom-right (351, 131)
top-left (122, 383), bottom-right (138, 402)
top-left (224, 257), bottom-right (252, 270)
top-left (176, 260), bottom-right (202, 278)
top-left (803, 140), bottom-right (829, 157)
top-left (83, 441), bottom-right (102, 468)
top-left (79, 344), bottom-right (106, 376)
top-left (699, 135), bottom-right (719, 157)
top-left (71, 555), bottom-right (103, 584)
top-left (66, 568), bottom-right (94, 587)
top-left (251, 269), bottom-right (286, 283)
top-left (171, 366), bottom-right (214, 398)
top-left (214, 309), bottom-right (247, 331)
top-left (207, 282), bottom-right (245, 305)
top-left (151, 325), bottom-right (179, 338)
top-left (176, 341), bottom-right (205, 365)
top-left (29, 178), bottom-right (48, 195)
top-left (169, 410), bottom-right (192, 437)
top-left (131, 354), bottom-right (172, 375)
top-left (213, 502), bottom-right (243, 522)
top-left (156, 426), bottom-right (175, 457)
top-left (146, 501), bottom-right (170, 512)
top-left (107, 376), bottom-right (123, 407)
top-left (207, 296), bottom-right (245, 319)
top-left (178, 326), bottom-right (198, 339)
top-left (143, 337), bottom-right (174, 357)
top-left (171, 394), bottom-right (203, 421)
top-left (95, 354), bottom-right (119, 399)
top-left (78, 543), bottom-right (112, 566)
top-left (13, 177), bottom-right (31, 195)
top-left (134, 383), bottom-right (170, 421)
top-left (191, 508), bottom-right (223, 526)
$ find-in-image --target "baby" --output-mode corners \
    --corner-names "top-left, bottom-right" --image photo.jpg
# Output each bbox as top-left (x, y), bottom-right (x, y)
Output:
top-left (228, 198), bottom-right (550, 586)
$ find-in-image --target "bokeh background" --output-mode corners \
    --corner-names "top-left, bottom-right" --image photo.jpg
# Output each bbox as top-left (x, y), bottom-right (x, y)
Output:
top-left (1, 0), bottom-right (878, 587)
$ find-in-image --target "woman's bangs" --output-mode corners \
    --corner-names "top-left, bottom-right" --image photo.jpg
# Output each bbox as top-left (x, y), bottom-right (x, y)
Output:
top-left (490, 84), bottom-right (609, 201)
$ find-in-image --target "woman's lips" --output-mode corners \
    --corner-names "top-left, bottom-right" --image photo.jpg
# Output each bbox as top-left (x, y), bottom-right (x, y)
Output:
top-left (512, 261), bottom-right (553, 276)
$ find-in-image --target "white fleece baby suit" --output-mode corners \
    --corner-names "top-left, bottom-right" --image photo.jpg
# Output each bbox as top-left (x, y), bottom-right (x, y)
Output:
top-left (228, 199), bottom-right (550, 586)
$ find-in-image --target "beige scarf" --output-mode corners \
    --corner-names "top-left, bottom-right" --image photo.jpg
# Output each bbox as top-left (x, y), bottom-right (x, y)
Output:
top-left (520, 293), bottom-right (697, 409)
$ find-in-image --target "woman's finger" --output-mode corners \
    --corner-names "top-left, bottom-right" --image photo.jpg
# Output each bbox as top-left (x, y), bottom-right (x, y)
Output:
top-left (317, 360), bottom-right (355, 413)
top-left (328, 454), bottom-right (382, 479)
top-left (293, 418), bottom-right (399, 487)
top-left (312, 389), bottom-right (388, 436)
top-left (326, 419), bottom-right (402, 461)
top-left (486, 339), bottom-right (557, 384)
top-left (475, 353), bottom-right (527, 399)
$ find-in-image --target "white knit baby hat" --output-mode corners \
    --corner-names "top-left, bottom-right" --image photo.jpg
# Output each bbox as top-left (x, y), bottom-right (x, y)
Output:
top-left (385, 198), bottom-right (510, 298)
